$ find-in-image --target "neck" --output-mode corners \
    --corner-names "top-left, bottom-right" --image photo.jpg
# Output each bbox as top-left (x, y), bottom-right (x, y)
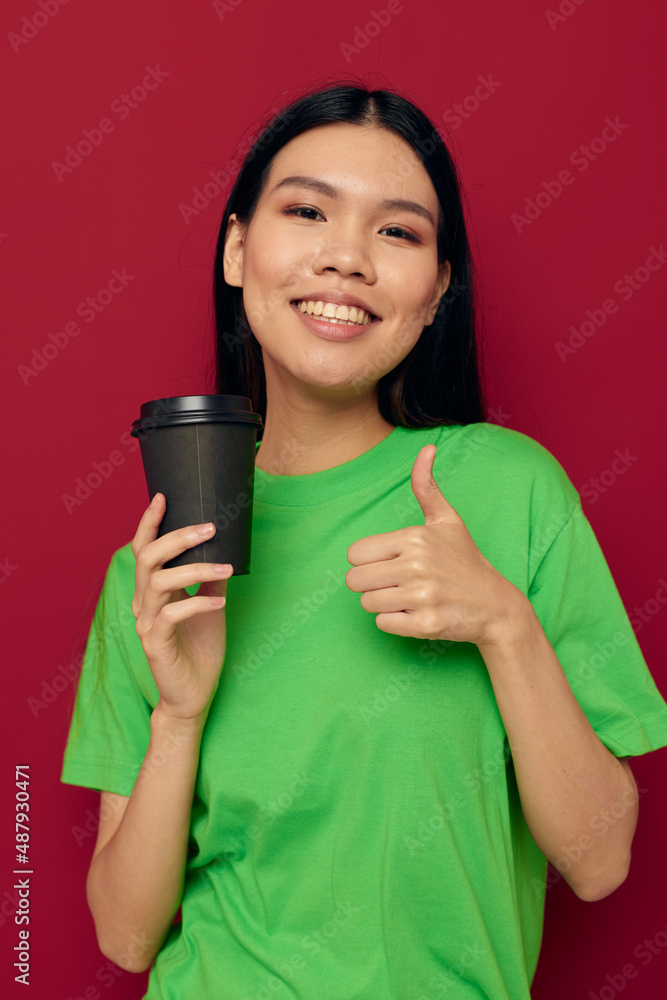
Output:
top-left (255, 376), bottom-right (395, 476)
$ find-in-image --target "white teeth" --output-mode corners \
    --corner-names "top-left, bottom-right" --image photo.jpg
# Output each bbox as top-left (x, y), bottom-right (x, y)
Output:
top-left (295, 299), bottom-right (373, 326)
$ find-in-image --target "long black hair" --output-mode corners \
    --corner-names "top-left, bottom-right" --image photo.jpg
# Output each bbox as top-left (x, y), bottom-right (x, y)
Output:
top-left (212, 83), bottom-right (485, 437)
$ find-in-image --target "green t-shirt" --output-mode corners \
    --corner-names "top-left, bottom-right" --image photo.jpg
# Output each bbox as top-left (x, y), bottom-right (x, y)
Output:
top-left (61, 422), bottom-right (667, 999)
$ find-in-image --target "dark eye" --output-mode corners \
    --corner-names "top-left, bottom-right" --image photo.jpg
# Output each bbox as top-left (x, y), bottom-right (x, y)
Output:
top-left (284, 206), bottom-right (323, 220)
top-left (380, 225), bottom-right (419, 243)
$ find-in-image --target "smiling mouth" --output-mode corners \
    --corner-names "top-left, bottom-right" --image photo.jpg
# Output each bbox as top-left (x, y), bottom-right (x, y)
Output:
top-left (292, 299), bottom-right (378, 326)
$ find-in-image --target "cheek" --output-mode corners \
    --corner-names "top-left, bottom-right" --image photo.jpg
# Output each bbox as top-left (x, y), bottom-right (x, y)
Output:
top-left (379, 286), bottom-right (435, 371)
top-left (404, 275), bottom-right (441, 328)
top-left (394, 293), bottom-right (431, 343)
top-left (242, 231), bottom-right (303, 322)
top-left (386, 255), bottom-right (439, 307)
top-left (407, 265), bottom-right (441, 305)
top-left (243, 284), bottom-right (288, 337)
top-left (240, 260), bottom-right (282, 331)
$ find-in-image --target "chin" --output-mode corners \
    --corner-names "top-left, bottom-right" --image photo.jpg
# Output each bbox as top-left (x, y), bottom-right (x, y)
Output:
top-left (265, 347), bottom-right (388, 398)
top-left (297, 366), bottom-right (379, 397)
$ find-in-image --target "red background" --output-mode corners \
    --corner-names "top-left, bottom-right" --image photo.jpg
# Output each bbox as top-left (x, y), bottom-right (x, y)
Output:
top-left (2, 1), bottom-right (667, 997)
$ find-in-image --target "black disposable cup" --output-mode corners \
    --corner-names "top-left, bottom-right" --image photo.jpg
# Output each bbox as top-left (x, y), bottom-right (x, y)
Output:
top-left (131, 395), bottom-right (263, 574)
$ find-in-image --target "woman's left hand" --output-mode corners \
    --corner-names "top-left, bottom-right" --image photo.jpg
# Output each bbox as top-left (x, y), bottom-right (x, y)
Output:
top-left (345, 445), bottom-right (528, 648)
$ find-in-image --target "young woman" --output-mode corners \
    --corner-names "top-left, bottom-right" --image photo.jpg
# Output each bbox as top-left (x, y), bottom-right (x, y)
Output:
top-left (62, 84), bottom-right (667, 999)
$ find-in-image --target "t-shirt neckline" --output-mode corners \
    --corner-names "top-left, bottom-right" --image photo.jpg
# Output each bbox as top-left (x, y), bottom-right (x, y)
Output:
top-left (252, 424), bottom-right (457, 507)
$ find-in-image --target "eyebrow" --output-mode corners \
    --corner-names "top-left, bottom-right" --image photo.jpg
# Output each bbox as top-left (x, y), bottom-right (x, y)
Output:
top-left (270, 175), bottom-right (436, 228)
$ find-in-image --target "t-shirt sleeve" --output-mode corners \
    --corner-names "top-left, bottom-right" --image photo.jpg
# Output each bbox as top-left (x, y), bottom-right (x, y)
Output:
top-left (60, 543), bottom-right (159, 795)
top-left (528, 498), bottom-right (667, 758)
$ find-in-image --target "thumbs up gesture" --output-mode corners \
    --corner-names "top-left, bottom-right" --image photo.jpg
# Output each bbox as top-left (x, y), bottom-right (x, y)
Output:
top-left (346, 445), bottom-right (523, 647)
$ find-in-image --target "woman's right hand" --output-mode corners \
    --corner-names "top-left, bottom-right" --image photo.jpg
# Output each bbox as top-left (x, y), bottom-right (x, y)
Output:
top-left (131, 493), bottom-right (233, 723)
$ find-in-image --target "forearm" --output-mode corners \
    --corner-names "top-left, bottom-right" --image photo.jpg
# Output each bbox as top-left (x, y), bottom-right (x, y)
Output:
top-left (86, 705), bottom-right (205, 971)
top-left (478, 596), bottom-right (639, 901)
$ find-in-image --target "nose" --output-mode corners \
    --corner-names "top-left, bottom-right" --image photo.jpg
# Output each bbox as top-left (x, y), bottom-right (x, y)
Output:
top-left (311, 222), bottom-right (376, 283)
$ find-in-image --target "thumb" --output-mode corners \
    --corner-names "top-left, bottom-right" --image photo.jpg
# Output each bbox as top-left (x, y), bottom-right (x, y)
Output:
top-left (410, 445), bottom-right (461, 525)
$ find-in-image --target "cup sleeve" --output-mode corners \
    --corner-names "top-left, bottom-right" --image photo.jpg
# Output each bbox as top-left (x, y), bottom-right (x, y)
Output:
top-left (60, 543), bottom-right (159, 795)
top-left (528, 501), bottom-right (667, 758)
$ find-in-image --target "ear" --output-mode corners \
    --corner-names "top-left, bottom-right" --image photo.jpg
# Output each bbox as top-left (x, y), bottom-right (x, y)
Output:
top-left (424, 260), bottom-right (451, 326)
top-left (222, 213), bottom-right (246, 288)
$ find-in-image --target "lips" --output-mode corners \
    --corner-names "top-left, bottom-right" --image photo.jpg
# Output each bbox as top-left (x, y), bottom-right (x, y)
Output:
top-left (290, 301), bottom-right (376, 341)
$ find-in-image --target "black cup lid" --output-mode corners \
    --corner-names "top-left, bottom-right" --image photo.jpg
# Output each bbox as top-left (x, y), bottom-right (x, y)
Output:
top-left (131, 395), bottom-right (263, 436)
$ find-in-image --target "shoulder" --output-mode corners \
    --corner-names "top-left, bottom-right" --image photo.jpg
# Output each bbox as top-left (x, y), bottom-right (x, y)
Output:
top-left (425, 423), bottom-right (582, 538)
top-left (442, 421), bottom-right (564, 465)
top-left (111, 539), bottom-right (136, 569)
top-left (98, 540), bottom-right (136, 604)
top-left (431, 422), bottom-right (576, 489)
top-left (107, 539), bottom-right (136, 578)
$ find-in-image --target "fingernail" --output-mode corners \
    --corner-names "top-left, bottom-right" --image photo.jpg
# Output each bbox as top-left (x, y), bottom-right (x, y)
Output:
top-left (213, 564), bottom-right (233, 575)
top-left (195, 523), bottom-right (215, 537)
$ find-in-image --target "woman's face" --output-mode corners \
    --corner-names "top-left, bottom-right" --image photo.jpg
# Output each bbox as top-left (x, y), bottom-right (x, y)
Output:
top-left (223, 122), bottom-right (451, 400)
